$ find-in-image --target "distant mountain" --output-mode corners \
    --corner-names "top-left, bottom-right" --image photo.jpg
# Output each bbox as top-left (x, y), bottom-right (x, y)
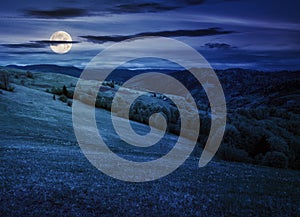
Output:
top-left (5, 64), bottom-right (179, 80)
top-left (6, 64), bottom-right (299, 111)
top-left (6, 64), bottom-right (83, 78)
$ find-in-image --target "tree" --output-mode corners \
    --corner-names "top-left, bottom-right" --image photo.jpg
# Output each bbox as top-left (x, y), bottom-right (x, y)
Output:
top-left (0, 73), bottom-right (14, 91)
top-left (252, 135), bottom-right (270, 157)
top-left (62, 85), bottom-right (68, 96)
top-left (0, 74), bottom-right (9, 90)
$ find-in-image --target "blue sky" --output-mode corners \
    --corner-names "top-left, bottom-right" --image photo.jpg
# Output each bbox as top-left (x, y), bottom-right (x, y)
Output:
top-left (0, 0), bottom-right (300, 70)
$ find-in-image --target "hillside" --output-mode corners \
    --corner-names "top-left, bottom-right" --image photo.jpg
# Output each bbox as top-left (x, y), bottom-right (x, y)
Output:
top-left (0, 70), bottom-right (300, 216)
top-left (1, 65), bottom-right (300, 169)
top-left (6, 64), bottom-right (83, 78)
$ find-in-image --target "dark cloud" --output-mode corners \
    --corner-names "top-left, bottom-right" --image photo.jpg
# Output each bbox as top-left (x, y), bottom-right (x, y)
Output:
top-left (204, 43), bottom-right (236, 49)
top-left (21, 1), bottom-right (206, 18)
top-left (37, 40), bottom-right (80, 44)
top-left (25, 8), bottom-right (87, 18)
top-left (110, 0), bottom-right (206, 13)
top-left (1, 51), bottom-right (51, 55)
top-left (111, 3), bottom-right (180, 13)
top-left (1, 42), bottom-right (47, 49)
top-left (81, 28), bottom-right (235, 43)
top-left (1, 40), bottom-right (80, 49)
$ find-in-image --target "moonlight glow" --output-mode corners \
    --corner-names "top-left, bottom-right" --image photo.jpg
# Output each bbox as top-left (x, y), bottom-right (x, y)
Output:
top-left (50, 31), bottom-right (72, 54)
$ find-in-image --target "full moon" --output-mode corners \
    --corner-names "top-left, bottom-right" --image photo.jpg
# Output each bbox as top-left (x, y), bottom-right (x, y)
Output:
top-left (50, 31), bottom-right (72, 54)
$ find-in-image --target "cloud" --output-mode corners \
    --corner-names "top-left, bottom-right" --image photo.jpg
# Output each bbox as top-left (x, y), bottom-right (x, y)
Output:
top-left (21, 1), bottom-right (206, 18)
top-left (1, 40), bottom-right (80, 49)
top-left (1, 42), bottom-right (47, 49)
top-left (1, 51), bottom-right (51, 55)
top-left (204, 43), bottom-right (236, 49)
top-left (97, 0), bottom-right (206, 14)
top-left (81, 28), bottom-right (235, 43)
top-left (111, 3), bottom-right (180, 13)
top-left (37, 40), bottom-right (80, 44)
top-left (25, 8), bottom-right (87, 18)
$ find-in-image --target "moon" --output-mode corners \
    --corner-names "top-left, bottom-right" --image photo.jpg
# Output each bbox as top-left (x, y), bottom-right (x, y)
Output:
top-left (50, 31), bottom-right (72, 54)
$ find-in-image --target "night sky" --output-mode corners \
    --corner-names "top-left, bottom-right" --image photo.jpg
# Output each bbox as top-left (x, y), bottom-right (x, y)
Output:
top-left (1, 0), bottom-right (300, 70)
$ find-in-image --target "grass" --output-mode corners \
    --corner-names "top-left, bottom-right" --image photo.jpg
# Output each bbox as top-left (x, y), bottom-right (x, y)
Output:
top-left (1, 139), bottom-right (300, 217)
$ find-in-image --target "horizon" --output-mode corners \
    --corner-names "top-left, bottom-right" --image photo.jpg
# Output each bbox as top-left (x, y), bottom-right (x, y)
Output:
top-left (3, 63), bottom-right (300, 73)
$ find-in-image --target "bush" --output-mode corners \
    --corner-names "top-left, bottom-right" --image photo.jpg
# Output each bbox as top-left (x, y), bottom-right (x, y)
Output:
top-left (7, 86), bottom-right (14, 91)
top-left (95, 96), bottom-right (112, 109)
top-left (66, 90), bottom-right (74, 99)
top-left (26, 71), bottom-right (33, 79)
top-left (59, 95), bottom-right (68, 103)
top-left (0, 73), bottom-right (14, 91)
top-left (67, 100), bottom-right (72, 107)
top-left (103, 80), bottom-right (115, 88)
top-left (51, 87), bottom-right (63, 95)
top-left (262, 151), bottom-right (288, 168)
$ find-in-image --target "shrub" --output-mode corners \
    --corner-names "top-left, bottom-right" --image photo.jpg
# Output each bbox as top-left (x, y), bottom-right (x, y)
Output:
top-left (109, 81), bottom-right (115, 89)
top-left (103, 80), bottom-right (115, 88)
top-left (66, 90), bottom-right (74, 99)
top-left (0, 73), bottom-right (14, 91)
top-left (26, 71), bottom-right (33, 79)
top-left (59, 95), bottom-right (68, 103)
top-left (262, 151), bottom-right (288, 168)
top-left (51, 87), bottom-right (63, 95)
top-left (7, 86), bottom-right (14, 91)
top-left (67, 100), bottom-right (72, 107)
top-left (95, 97), bottom-right (104, 108)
